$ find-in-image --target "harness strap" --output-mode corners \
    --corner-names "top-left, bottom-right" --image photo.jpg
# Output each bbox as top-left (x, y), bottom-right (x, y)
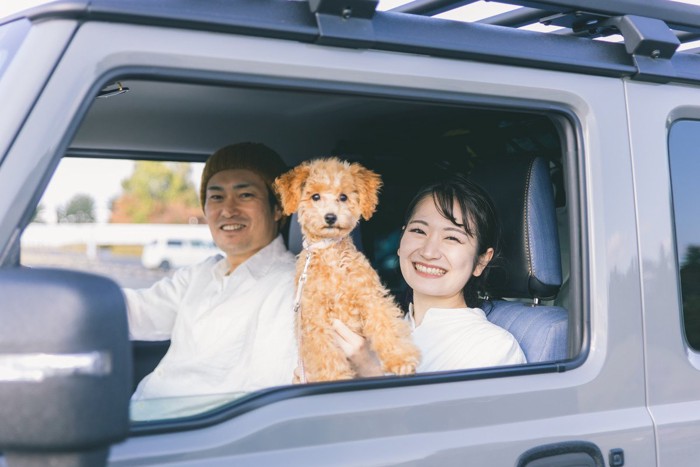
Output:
top-left (294, 237), bottom-right (341, 384)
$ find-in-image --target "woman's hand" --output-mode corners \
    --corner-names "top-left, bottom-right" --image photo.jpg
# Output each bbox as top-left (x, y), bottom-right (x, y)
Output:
top-left (292, 366), bottom-right (303, 384)
top-left (332, 319), bottom-right (384, 377)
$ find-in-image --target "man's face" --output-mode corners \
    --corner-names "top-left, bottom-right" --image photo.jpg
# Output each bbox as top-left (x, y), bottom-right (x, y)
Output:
top-left (204, 169), bottom-right (281, 269)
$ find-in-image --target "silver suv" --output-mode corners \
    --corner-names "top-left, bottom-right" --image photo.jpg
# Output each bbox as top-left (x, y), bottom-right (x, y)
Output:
top-left (1, 0), bottom-right (699, 466)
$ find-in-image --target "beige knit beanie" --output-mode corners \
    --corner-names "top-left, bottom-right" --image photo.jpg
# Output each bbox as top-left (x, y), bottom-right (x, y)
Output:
top-left (200, 142), bottom-right (288, 210)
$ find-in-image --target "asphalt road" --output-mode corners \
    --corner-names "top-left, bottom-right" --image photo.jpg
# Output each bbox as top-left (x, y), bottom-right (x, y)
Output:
top-left (22, 248), bottom-right (172, 289)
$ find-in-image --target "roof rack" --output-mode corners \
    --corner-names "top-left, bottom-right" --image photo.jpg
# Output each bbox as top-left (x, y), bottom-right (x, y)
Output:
top-left (8, 0), bottom-right (700, 85)
top-left (376, 0), bottom-right (700, 81)
top-left (310, 0), bottom-right (688, 81)
top-left (389, 0), bottom-right (700, 45)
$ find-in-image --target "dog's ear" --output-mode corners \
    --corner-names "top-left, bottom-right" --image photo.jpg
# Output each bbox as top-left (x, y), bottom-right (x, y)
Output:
top-left (351, 163), bottom-right (382, 220)
top-left (274, 164), bottom-right (311, 215)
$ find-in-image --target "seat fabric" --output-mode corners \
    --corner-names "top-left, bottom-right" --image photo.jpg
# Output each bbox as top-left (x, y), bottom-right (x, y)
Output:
top-left (471, 156), bottom-right (569, 362)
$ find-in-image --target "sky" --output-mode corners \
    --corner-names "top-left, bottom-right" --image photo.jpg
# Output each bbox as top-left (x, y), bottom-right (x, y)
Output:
top-left (40, 159), bottom-right (134, 223)
top-left (4, 0), bottom-right (700, 19)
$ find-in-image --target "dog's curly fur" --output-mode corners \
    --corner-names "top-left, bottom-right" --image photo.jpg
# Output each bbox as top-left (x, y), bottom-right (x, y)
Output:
top-left (274, 158), bottom-right (420, 382)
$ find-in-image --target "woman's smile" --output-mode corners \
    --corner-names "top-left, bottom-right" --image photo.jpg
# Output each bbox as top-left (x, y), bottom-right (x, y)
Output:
top-left (413, 262), bottom-right (447, 277)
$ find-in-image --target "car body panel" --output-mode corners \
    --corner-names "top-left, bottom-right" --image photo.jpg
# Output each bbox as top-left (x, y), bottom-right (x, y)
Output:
top-left (625, 80), bottom-right (700, 465)
top-left (0, 20), bottom-right (654, 465)
top-left (0, 18), bottom-right (76, 159)
top-left (0, 19), bottom-right (77, 261)
top-left (6, 0), bottom-right (700, 464)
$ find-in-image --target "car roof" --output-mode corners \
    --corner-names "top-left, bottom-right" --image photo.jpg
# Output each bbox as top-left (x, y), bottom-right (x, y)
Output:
top-left (6, 0), bottom-right (700, 85)
top-left (8, 0), bottom-right (700, 40)
top-left (8, 0), bottom-right (700, 165)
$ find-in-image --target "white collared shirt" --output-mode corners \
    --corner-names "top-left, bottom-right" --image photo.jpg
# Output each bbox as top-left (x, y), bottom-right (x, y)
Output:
top-left (406, 305), bottom-right (526, 372)
top-left (124, 235), bottom-right (297, 401)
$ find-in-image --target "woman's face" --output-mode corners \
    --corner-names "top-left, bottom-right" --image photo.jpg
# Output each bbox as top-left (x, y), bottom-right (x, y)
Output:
top-left (398, 196), bottom-right (493, 306)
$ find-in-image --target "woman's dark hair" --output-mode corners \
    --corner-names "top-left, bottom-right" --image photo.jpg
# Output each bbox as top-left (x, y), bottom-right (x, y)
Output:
top-left (401, 175), bottom-right (500, 309)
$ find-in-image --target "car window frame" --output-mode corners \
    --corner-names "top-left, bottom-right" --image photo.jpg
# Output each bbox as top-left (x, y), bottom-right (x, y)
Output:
top-left (0, 19), bottom-right (30, 81)
top-left (1, 22), bottom-right (588, 436)
top-left (76, 76), bottom-right (585, 437)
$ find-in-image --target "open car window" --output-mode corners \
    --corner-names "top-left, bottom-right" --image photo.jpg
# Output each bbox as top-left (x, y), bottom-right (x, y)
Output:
top-left (20, 78), bottom-right (577, 425)
top-left (23, 159), bottom-right (209, 288)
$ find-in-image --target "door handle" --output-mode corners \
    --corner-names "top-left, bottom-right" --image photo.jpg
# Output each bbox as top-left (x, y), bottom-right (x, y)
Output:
top-left (518, 441), bottom-right (605, 467)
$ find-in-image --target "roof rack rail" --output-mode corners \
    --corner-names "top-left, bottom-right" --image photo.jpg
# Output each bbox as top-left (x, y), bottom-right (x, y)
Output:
top-left (477, 7), bottom-right (551, 28)
top-left (392, 0), bottom-right (479, 16)
top-left (389, 0), bottom-right (700, 40)
top-left (383, 0), bottom-right (690, 81)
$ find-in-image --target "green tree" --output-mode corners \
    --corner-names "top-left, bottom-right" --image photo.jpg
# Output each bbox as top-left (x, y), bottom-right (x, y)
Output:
top-left (684, 245), bottom-right (700, 268)
top-left (57, 194), bottom-right (96, 223)
top-left (110, 161), bottom-right (202, 224)
top-left (31, 203), bottom-right (45, 223)
top-left (682, 245), bottom-right (700, 348)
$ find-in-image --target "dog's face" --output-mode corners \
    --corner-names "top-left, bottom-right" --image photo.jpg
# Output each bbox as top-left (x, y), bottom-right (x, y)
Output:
top-left (274, 158), bottom-right (382, 241)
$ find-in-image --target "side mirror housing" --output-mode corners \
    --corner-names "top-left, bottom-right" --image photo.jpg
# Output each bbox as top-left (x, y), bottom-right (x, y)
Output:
top-left (0, 268), bottom-right (131, 466)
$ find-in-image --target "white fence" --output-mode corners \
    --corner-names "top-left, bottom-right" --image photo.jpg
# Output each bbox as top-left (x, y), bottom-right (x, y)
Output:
top-left (22, 223), bottom-right (213, 251)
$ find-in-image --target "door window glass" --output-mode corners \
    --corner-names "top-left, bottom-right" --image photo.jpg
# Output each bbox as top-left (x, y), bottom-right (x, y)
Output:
top-left (669, 120), bottom-right (700, 349)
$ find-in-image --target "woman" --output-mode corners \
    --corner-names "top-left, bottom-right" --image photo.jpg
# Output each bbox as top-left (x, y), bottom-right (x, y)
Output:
top-left (332, 175), bottom-right (526, 376)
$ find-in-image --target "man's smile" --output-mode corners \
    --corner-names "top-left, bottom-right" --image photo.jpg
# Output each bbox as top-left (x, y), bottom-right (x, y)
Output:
top-left (221, 223), bottom-right (245, 231)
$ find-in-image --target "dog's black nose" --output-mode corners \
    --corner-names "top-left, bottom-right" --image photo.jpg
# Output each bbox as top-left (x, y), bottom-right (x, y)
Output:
top-left (324, 213), bottom-right (337, 225)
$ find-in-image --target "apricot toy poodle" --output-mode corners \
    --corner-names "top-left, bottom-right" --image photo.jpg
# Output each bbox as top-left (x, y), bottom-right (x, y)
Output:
top-left (274, 157), bottom-right (420, 383)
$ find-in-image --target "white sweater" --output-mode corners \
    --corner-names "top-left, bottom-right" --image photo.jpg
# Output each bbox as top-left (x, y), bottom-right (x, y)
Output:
top-left (407, 306), bottom-right (526, 372)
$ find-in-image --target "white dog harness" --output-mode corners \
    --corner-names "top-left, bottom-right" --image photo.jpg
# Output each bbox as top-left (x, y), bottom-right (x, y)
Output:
top-left (294, 237), bottom-right (341, 384)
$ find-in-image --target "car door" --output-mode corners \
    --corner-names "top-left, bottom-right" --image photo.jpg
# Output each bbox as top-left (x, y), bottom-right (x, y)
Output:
top-left (626, 79), bottom-right (700, 465)
top-left (0, 16), bottom-right (77, 250)
top-left (1, 6), bottom-right (657, 467)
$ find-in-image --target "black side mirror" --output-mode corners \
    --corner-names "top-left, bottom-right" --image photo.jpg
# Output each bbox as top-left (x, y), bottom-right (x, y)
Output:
top-left (0, 268), bottom-right (131, 467)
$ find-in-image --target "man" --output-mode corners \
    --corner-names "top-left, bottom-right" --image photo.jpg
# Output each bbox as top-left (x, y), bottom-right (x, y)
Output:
top-left (124, 143), bottom-right (297, 408)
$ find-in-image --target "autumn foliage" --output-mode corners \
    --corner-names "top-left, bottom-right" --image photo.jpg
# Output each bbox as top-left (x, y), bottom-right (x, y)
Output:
top-left (110, 161), bottom-right (204, 224)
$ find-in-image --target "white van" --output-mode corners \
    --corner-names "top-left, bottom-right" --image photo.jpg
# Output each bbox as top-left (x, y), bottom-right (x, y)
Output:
top-left (141, 237), bottom-right (221, 271)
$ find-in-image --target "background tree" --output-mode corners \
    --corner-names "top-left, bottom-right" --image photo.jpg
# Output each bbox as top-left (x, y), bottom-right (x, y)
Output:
top-left (682, 245), bottom-right (700, 348)
top-left (57, 194), bottom-right (96, 223)
top-left (684, 245), bottom-right (700, 269)
top-left (31, 203), bottom-right (46, 223)
top-left (110, 161), bottom-right (203, 224)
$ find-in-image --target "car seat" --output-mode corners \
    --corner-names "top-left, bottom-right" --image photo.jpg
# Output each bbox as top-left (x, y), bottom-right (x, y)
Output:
top-left (470, 156), bottom-right (569, 363)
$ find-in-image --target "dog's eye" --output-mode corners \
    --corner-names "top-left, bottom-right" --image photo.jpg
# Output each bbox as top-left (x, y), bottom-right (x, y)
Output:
top-left (311, 194), bottom-right (320, 201)
top-left (339, 194), bottom-right (348, 202)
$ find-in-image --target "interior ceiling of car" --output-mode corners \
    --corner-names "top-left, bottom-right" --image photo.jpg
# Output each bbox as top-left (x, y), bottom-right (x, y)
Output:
top-left (69, 79), bottom-right (559, 169)
top-left (72, 80), bottom-right (336, 162)
top-left (70, 79), bottom-right (450, 163)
